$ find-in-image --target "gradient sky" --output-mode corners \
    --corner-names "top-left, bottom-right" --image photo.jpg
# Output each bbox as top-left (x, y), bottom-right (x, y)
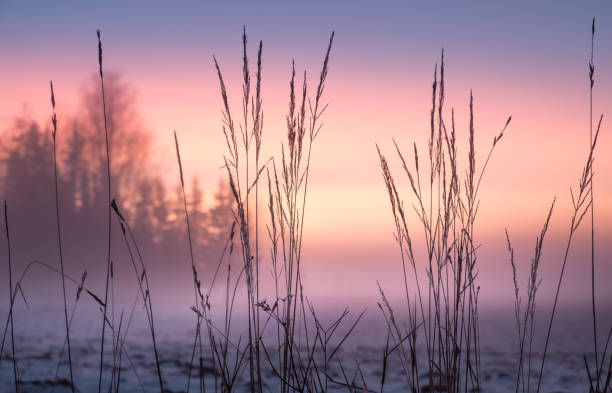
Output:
top-left (1, 1), bottom-right (611, 307)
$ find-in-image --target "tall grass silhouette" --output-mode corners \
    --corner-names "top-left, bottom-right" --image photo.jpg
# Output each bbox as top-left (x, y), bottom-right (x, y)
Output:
top-left (377, 50), bottom-right (511, 393)
top-left (0, 19), bottom-right (609, 393)
top-left (207, 28), bottom-right (367, 393)
top-left (174, 129), bottom-right (206, 393)
top-left (582, 17), bottom-right (611, 393)
top-left (505, 18), bottom-right (608, 393)
top-left (3, 203), bottom-right (19, 392)
top-left (95, 29), bottom-right (114, 393)
top-left (49, 80), bottom-right (75, 392)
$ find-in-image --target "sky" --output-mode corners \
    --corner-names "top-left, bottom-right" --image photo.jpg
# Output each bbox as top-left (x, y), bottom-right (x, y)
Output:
top-left (0, 1), bottom-right (611, 308)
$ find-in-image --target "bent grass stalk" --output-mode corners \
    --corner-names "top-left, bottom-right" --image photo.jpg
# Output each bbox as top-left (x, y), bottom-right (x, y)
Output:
top-left (51, 269), bottom-right (87, 393)
top-left (110, 199), bottom-right (164, 392)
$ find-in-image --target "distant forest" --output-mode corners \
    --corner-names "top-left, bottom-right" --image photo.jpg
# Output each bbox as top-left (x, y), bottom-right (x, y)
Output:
top-left (0, 74), bottom-right (235, 294)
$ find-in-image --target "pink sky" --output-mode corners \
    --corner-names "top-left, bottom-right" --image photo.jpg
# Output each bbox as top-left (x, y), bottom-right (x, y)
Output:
top-left (0, 2), bottom-right (611, 307)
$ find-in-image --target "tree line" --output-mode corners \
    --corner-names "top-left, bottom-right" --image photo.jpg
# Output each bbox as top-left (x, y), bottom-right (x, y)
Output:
top-left (0, 74), bottom-right (235, 295)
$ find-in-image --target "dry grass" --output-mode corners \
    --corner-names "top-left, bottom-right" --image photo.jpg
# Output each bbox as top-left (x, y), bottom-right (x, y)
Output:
top-left (49, 80), bottom-right (75, 393)
top-left (0, 19), bottom-right (610, 393)
top-left (208, 28), bottom-right (363, 393)
top-left (377, 50), bottom-right (511, 393)
top-left (96, 29), bottom-right (115, 393)
top-left (505, 18), bottom-right (609, 393)
top-left (373, 18), bottom-right (611, 393)
top-left (583, 17), bottom-right (612, 393)
top-left (3, 202), bottom-right (19, 392)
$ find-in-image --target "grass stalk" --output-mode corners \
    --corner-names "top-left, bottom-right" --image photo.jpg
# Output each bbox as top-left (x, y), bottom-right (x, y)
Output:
top-left (4, 202), bottom-right (19, 393)
top-left (110, 199), bottom-right (164, 392)
top-left (96, 29), bottom-right (114, 393)
top-left (506, 199), bottom-right (555, 393)
top-left (173, 131), bottom-right (205, 393)
top-left (588, 17), bottom-right (599, 392)
top-left (213, 28), bottom-right (339, 393)
top-left (378, 51), bottom-right (510, 393)
top-left (49, 80), bottom-right (75, 392)
top-left (535, 114), bottom-right (602, 393)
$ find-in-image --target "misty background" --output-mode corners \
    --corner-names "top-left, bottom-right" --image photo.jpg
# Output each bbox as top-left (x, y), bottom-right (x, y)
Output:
top-left (0, 73), bottom-right (236, 308)
top-left (1, 4), bottom-right (612, 392)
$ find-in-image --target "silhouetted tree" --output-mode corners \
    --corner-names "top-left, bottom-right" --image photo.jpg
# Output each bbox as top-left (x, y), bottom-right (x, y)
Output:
top-left (68, 73), bottom-right (154, 214)
top-left (0, 116), bottom-right (56, 263)
top-left (0, 74), bottom-right (236, 295)
top-left (1, 117), bottom-right (53, 211)
top-left (206, 179), bottom-right (235, 253)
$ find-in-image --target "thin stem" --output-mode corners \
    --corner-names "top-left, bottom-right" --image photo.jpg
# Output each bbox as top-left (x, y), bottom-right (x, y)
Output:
top-left (4, 202), bottom-right (19, 393)
top-left (589, 17), bottom-right (599, 389)
top-left (49, 81), bottom-right (75, 392)
top-left (174, 131), bottom-right (204, 393)
top-left (96, 29), bottom-right (113, 393)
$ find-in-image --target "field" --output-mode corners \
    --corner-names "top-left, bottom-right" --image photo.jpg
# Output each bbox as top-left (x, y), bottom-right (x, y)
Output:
top-left (0, 3), bottom-right (611, 393)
